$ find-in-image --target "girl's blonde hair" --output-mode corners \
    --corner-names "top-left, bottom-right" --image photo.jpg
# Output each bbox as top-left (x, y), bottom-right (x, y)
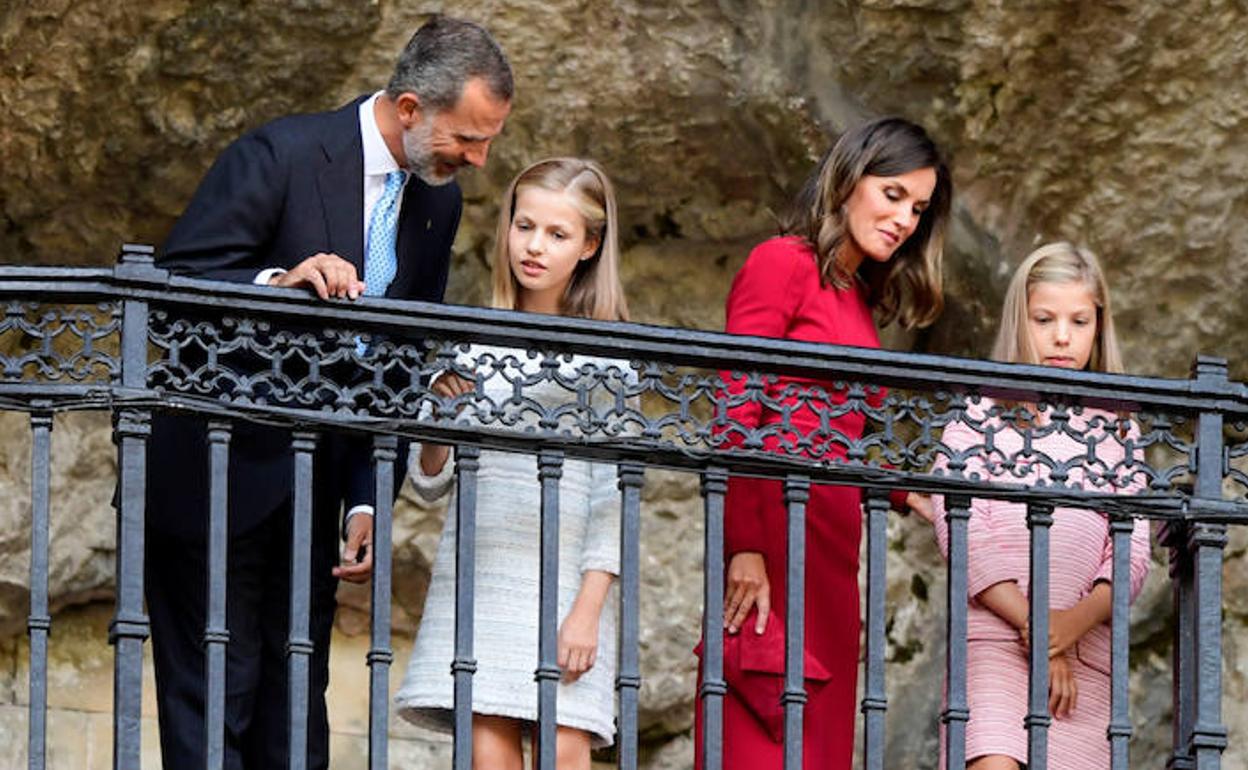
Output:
top-left (490, 157), bottom-right (629, 321)
top-left (778, 117), bottom-right (951, 329)
top-left (991, 242), bottom-right (1123, 373)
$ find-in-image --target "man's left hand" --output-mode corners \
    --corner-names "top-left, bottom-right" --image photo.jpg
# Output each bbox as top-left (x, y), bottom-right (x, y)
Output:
top-left (334, 513), bottom-right (373, 583)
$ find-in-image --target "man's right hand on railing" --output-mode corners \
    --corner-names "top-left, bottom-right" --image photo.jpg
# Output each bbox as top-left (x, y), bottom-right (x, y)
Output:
top-left (267, 253), bottom-right (366, 300)
top-left (725, 551), bottom-right (770, 635)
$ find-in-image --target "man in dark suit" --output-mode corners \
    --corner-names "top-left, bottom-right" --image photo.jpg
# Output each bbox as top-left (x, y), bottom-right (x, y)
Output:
top-left (144, 17), bottom-right (512, 769)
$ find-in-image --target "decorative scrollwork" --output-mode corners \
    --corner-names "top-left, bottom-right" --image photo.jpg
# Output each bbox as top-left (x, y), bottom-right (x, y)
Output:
top-left (1227, 420), bottom-right (1248, 501)
top-left (145, 305), bottom-right (1206, 502)
top-left (0, 301), bottom-right (121, 383)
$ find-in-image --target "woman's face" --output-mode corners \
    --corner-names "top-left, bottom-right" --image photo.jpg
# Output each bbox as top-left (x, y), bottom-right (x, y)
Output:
top-left (1026, 280), bottom-right (1099, 369)
top-left (507, 186), bottom-right (598, 313)
top-left (841, 166), bottom-right (937, 268)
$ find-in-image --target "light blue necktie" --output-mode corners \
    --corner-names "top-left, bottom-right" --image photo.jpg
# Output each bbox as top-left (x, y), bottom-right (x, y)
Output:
top-left (357, 170), bottom-right (405, 355)
top-left (363, 170), bottom-right (406, 297)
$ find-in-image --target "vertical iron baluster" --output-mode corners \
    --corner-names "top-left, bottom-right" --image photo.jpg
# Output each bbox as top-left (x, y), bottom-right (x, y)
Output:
top-left (1025, 501), bottom-right (1054, 770)
top-left (452, 445), bottom-right (482, 770)
top-left (112, 244), bottom-right (155, 770)
top-left (111, 408), bottom-right (151, 770)
top-left (1161, 520), bottom-right (1195, 770)
top-left (204, 421), bottom-right (232, 770)
top-left (700, 468), bottom-right (728, 770)
top-left (1187, 356), bottom-right (1230, 768)
top-left (1107, 515), bottom-right (1134, 769)
top-left (942, 494), bottom-right (972, 770)
top-left (615, 463), bottom-right (645, 770)
top-left (368, 435), bottom-right (398, 770)
top-left (861, 488), bottom-right (890, 770)
top-left (782, 475), bottom-right (810, 770)
top-left (287, 430), bottom-right (318, 770)
top-left (27, 408), bottom-right (53, 770)
top-left (1187, 522), bottom-right (1228, 769)
top-left (535, 450), bottom-right (564, 770)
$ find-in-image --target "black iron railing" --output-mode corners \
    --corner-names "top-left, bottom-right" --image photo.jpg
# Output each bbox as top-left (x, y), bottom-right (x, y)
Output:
top-left (3, 245), bottom-right (1247, 769)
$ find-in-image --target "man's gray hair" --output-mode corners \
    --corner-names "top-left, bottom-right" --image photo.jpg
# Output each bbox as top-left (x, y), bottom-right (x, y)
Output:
top-left (387, 16), bottom-right (513, 111)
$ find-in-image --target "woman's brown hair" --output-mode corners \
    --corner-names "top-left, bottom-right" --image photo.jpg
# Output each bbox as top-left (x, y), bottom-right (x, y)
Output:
top-left (779, 117), bottom-right (951, 328)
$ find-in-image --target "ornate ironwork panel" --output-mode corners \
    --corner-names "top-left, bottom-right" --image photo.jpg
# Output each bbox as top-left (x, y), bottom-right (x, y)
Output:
top-left (0, 301), bottom-right (121, 384)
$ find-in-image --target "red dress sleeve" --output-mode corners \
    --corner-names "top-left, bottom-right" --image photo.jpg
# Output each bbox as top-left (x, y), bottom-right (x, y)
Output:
top-left (721, 239), bottom-right (805, 555)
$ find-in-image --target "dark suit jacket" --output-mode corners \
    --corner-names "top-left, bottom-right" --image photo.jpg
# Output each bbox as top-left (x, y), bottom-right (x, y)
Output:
top-left (148, 95), bottom-right (461, 541)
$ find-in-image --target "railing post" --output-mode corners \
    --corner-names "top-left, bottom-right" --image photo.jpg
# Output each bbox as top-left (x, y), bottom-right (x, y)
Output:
top-left (1187, 353), bottom-right (1231, 768)
top-left (111, 243), bottom-right (156, 770)
top-left (615, 463), bottom-right (645, 770)
top-left (1025, 501), bottom-right (1054, 770)
top-left (27, 406), bottom-right (53, 770)
top-left (452, 445), bottom-right (481, 770)
top-left (699, 467), bottom-right (729, 770)
top-left (861, 488), bottom-right (890, 770)
top-left (782, 475), bottom-right (810, 770)
top-left (942, 494), bottom-right (972, 770)
top-left (368, 434), bottom-right (399, 770)
top-left (1107, 515), bottom-right (1135, 770)
top-left (204, 421), bottom-right (232, 770)
top-left (535, 450), bottom-right (564, 770)
top-left (287, 430), bottom-right (319, 770)
top-left (1161, 519), bottom-right (1195, 770)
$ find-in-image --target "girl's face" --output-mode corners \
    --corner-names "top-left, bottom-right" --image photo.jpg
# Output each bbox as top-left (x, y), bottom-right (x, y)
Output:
top-left (1026, 280), bottom-right (1099, 369)
top-left (508, 186), bottom-right (598, 313)
top-left (840, 166), bottom-right (937, 270)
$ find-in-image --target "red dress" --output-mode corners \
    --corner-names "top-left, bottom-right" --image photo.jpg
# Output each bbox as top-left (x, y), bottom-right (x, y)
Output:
top-left (695, 236), bottom-right (884, 770)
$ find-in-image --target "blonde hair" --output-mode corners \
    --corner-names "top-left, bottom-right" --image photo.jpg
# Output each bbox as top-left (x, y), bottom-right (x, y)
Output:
top-left (778, 117), bottom-right (950, 329)
top-left (490, 157), bottom-right (629, 321)
top-left (991, 242), bottom-right (1124, 373)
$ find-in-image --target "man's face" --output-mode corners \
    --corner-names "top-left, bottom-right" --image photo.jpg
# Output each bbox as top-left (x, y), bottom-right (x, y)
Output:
top-left (402, 78), bottom-right (511, 186)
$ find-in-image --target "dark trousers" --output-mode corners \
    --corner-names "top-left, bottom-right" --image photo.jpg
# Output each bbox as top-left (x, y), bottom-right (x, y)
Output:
top-left (146, 499), bottom-right (340, 770)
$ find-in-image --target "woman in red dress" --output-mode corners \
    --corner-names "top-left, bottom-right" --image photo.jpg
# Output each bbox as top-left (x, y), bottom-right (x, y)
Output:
top-left (696, 117), bottom-right (952, 769)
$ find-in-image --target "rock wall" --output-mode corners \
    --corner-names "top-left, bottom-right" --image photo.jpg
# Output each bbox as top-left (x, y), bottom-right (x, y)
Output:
top-left (2, 1), bottom-right (1247, 767)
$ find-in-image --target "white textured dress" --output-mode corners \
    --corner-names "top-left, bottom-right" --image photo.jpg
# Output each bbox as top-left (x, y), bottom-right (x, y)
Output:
top-left (395, 346), bottom-right (630, 747)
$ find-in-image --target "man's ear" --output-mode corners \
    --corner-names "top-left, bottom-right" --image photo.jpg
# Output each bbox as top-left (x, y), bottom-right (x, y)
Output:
top-left (394, 92), bottom-right (425, 128)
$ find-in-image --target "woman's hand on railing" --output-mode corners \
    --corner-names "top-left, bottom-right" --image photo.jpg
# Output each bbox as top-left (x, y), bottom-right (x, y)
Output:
top-left (724, 551), bottom-right (770, 635)
top-left (1049, 652), bottom-right (1078, 719)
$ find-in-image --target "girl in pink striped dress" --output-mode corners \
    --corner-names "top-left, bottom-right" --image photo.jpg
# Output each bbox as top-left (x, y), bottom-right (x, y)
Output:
top-left (925, 242), bottom-right (1153, 769)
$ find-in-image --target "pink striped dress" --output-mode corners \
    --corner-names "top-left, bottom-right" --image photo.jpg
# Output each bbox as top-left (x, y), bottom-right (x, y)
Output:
top-left (930, 400), bottom-right (1152, 769)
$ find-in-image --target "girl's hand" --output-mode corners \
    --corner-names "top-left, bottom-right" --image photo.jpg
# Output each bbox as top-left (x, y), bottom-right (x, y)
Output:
top-left (419, 373), bottom-right (475, 476)
top-left (418, 442), bottom-right (451, 477)
top-left (1049, 653), bottom-right (1078, 719)
top-left (906, 492), bottom-right (935, 523)
top-left (1048, 608), bottom-right (1084, 658)
top-left (724, 551), bottom-right (770, 635)
top-left (558, 605), bottom-right (600, 682)
top-left (431, 372), bottom-right (474, 403)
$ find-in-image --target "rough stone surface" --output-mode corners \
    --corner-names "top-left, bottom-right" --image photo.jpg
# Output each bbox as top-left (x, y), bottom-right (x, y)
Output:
top-left (2, 1), bottom-right (1247, 767)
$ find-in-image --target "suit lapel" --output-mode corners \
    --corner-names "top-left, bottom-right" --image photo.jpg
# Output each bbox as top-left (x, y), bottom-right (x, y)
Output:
top-left (389, 177), bottom-right (432, 298)
top-left (317, 99), bottom-right (366, 275)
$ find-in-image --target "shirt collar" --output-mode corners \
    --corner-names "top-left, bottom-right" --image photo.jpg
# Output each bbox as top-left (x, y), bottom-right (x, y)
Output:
top-left (359, 91), bottom-right (404, 177)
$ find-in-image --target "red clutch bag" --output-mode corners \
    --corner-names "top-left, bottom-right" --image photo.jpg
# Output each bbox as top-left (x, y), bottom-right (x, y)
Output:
top-left (694, 609), bottom-right (832, 743)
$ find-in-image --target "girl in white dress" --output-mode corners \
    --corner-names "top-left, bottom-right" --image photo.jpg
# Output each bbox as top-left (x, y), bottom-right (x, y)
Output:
top-left (396, 157), bottom-right (630, 770)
